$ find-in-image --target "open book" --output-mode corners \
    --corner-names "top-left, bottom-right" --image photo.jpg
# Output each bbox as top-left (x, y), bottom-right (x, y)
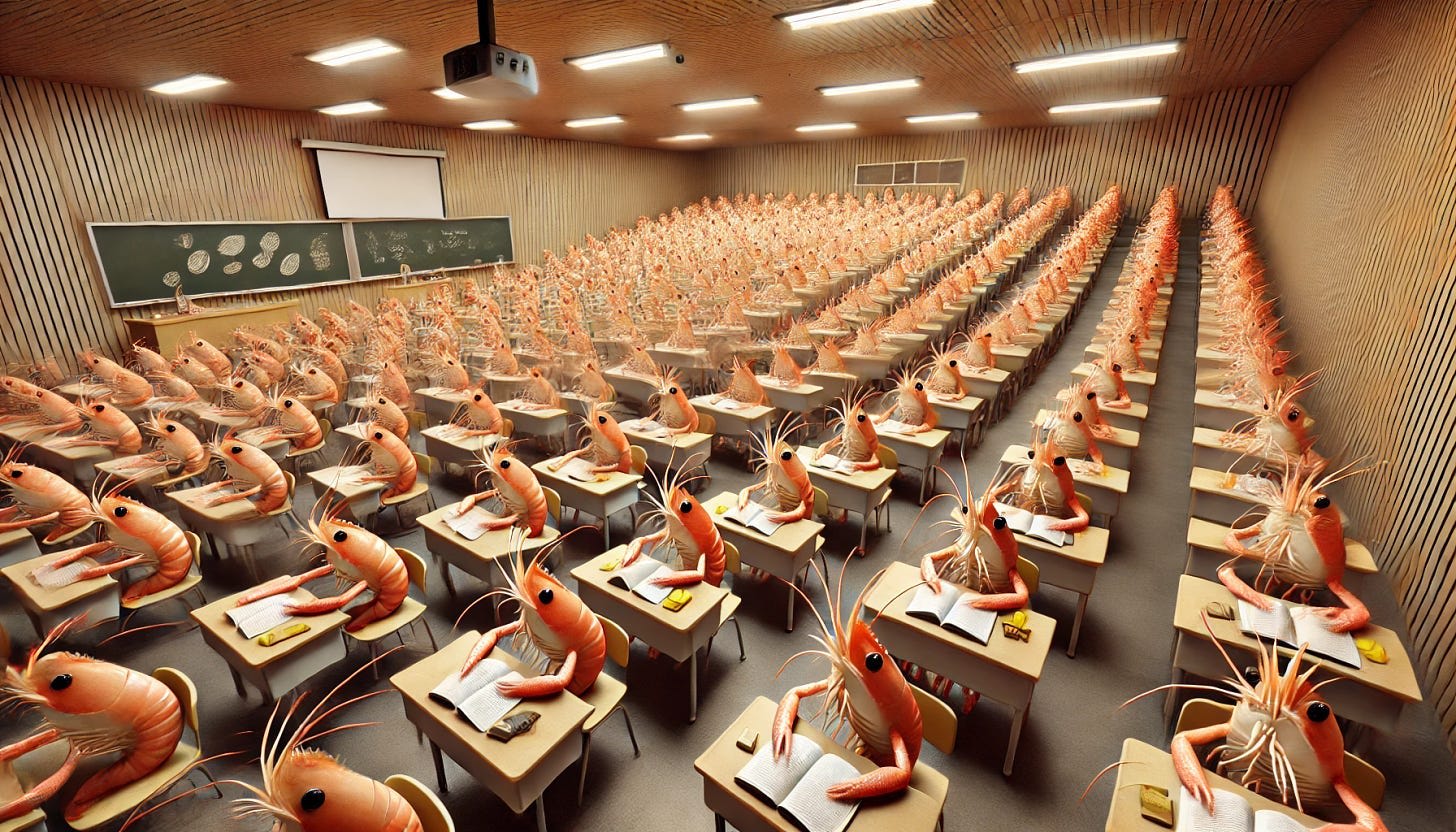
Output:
top-left (876, 419), bottom-right (916, 435)
top-left (994, 502), bottom-right (1072, 546)
top-left (445, 505), bottom-right (500, 541)
top-left (551, 456), bottom-right (601, 482)
top-left (713, 397), bottom-right (750, 411)
top-left (428, 657), bottom-right (527, 732)
top-left (606, 559), bottom-right (676, 605)
top-left (1237, 600), bottom-right (1361, 668)
top-left (29, 558), bottom-right (97, 589)
top-left (227, 595), bottom-right (295, 639)
top-left (734, 740), bottom-right (861, 832)
top-left (904, 584), bottom-right (998, 644)
top-left (809, 453), bottom-right (860, 476)
top-left (1176, 785), bottom-right (1311, 832)
top-left (724, 502), bottom-right (783, 536)
top-left (621, 418), bottom-right (670, 438)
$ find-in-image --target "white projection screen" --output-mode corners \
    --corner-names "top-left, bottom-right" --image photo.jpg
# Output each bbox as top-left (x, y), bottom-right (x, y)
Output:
top-left (310, 143), bottom-right (446, 219)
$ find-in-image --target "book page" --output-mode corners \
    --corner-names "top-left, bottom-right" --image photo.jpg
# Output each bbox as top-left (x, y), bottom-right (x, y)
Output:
top-left (30, 558), bottom-right (96, 589)
top-left (456, 671), bottom-right (525, 732)
top-left (994, 501), bottom-right (1035, 534)
top-left (779, 754), bottom-right (862, 832)
top-left (1176, 786), bottom-right (1253, 832)
top-left (1289, 606), bottom-right (1362, 668)
top-left (942, 597), bottom-right (999, 644)
top-left (878, 418), bottom-right (913, 435)
top-left (1237, 600), bottom-right (1296, 646)
top-left (1252, 809), bottom-right (1313, 832)
top-left (811, 453), bottom-right (843, 471)
top-left (632, 564), bottom-right (678, 605)
top-left (606, 559), bottom-right (663, 593)
top-left (445, 505), bottom-right (499, 541)
top-left (716, 397), bottom-right (748, 411)
top-left (1027, 514), bottom-right (1072, 547)
top-left (226, 595), bottom-right (294, 639)
top-left (428, 657), bottom-right (512, 709)
top-left (726, 502), bottom-right (782, 537)
top-left (556, 456), bottom-right (601, 482)
top-left (905, 583), bottom-right (961, 624)
top-left (734, 739), bottom-right (824, 807)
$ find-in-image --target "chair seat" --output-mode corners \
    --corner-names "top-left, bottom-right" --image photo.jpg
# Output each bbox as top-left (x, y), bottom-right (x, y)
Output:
top-left (718, 593), bottom-right (743, 628)
top-left (909, 762), bottom-right (949, 808)
top-left (346, 597), bottom-right (426, 643)
top-left (0, 808), bottom-right (44, 832)
top-left (121, 573), bottom-right (203, 611)
top-left (578, 672), bottom-right (628, 733)
top-left (44, 521), bottom-right (96, 547)
top-left (264, 499), bottom-right (295, 519)
top-left (286, 441), bottom-right (326, 459)
top-left (67, 743), bottom-right (200, 830)
top-left (380, 480), bottom-right (430, 508)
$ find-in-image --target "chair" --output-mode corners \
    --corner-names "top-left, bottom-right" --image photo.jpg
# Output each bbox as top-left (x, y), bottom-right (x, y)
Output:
top-left (873, 445), bottom-right (899, 532)
top-left (908, 685), bottom-right (955, 832)
top-left (696, 412), bottom-right (717, 435)
top-left (285, 419), bottom-right (331, 476)
top-left (500, 417), bottom-right (515, 440)
top-left (407, 410), bottom-right (428, 433)
top-left (384, 775), bottom-right (455, 832)
top-left (67, 667), bottom-right (219, 830)
top-left (707, 542), bottom-right (746, 668)
top-left (376, 452), bottom-right (437, 533)
top-left (1175, 699), bottom-right (1384, 809)
top-left (120, 531), bottom-right (207, 623)
top-left (575, 616), bottom-right (640, 803)
top-left (346, 548), bottom-right (439, 679)
top-left (812, 486), bottom-right (830, 520)
top-left (628, 445), bottom-right (647, 475)
top-left (1017, 556), bottom-right (1040, 596)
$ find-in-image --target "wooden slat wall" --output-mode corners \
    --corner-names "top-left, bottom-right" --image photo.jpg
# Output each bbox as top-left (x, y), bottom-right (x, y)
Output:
top-left (1252, 0), bottom-right (1456, 750)
top-left (0, 74), bottom-right (704, 367)
top-left (702, 88), bottom-right (1289, 218)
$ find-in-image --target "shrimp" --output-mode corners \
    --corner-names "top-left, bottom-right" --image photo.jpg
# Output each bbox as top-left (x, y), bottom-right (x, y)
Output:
top-left (365, 389), bottom-right (410, 442)
top-left (78, 349), bottom-right (152, 408)
top-left (573, 361), bottom-right (616, 403)
top-left (129, 344), bottom-right (172, 376)
top-left (921, 343), bottom-right (967, 400)
top-left (454, 443), bottom-right (548, 537)
top-left (448, 388), bottom-right (504, 437)
top-left (289, 362), bottom-right (340, 406)
top-left (1086, 355), bottom-right (1132, 409)
top-left (0, 444), bottom-right (92, 543)
top-left (169, 354), bottom-right (218, 390)
top-left (999, 430), bottom-right (1089, 533)
top-left (767, 343), bottom-right (804, 387)
top-left (0, 620), bottom-right (183, 822)
top-left (45, 483), bottom-right (195, 602)
top-left (875, 373), bottom-right (937, 434)
top-left (0, 377), bottom-right (82, 433)
top-left (376, 361), bottom-right (413, 411)
top-left (650, 371), bottom-right (700, 434)
top-left (814, 393), bottom-right (881, 471)
top-left (622, 458), bottom-right (724, 587)
top-left (210, 375), bottom-right (271, 424)
top-left (196, 430), bottom-right (290, 513)
top-left (715, 358), bottom-right (766, 407)
top-left (266, 395), bottom-right (324, 451)
top-left (1041, 383), bottom-right (1105, 471)
top-left (54, 398), bottom-right (143, 455)
top-left (549, 401), bottom-right (630, 474)
top-left (740, 415), bottom-right (814, 523)
top-left (349, 422), bottom-right (417, 500)
top-left (181, 333), bottom-right (232, 380)
top-left (111, 413), bottom-right (209, 479)
top-left (514, 367), bottom-right (561, 411)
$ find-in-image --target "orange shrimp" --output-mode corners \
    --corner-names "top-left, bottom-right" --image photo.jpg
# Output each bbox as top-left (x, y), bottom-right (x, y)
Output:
top-left (742, 415), bottom-right (814, 523)
top-left (0, 620), bottom-right (183, 822)
top-left (365, 389), bottom-right (410, 441)
top-left (111, 413), bottom-right (209, 478)
top-left (515, 367), bottom-right (561, 411)
top-left (377, 360), bottom-right (413, 411)
top-left (1086, 356), bottom-right (1132, 408)
top-left (79, 349), bottom-right (152, 408)
top-left (768, 343), bottom-right (804, 387)
top-left (814, 393), bottom-right (881, 471)
top-left (650, 371), bottom-right (700, 435)
top-left (211, 375), bottom-right (271, 423)
top-left (573, 361), bottom-right (616, 403)
top-left (622, 458), bottom-right (724, 587)
top-left (550, 401), bottom-right (630, 474)
top-left (129, 344), bottom-right (171, 376)
top-left (56, 398), bottom-right (143, 455)
top-left (449, 388), bottom-right (503, 437)
top-left (147, 369), bottom-right (200, 405)
top-left (290, 361), bottom-right (341, 406)
top-left (455, 443), bottom-right (548, 537)
top-left (199, 430), bottom-right (290, 514)
top-left (1042, 383), bottom-right (1105, 471)
top-left (46, 483), bottom-right (194, 602)
top-left (875, 373), bottom-right (937, 433)
top-left (169, 353), bottom-right (218, 390)
top-left (0, 444), bottom-right (92, 543)
top-left (716, 358), bottom-right (766, 406)
top-left (235, 494), bottom-right (408, 632)
top-left (182, 332), bottom-right (232, 380)
top-left (1000, 430), bottom-right (1088, 533)
top-left (352, 422), bottom-right (417, 500)
top-left (242, 348), bottom-right (287, 388)
top-left (911, 468), bottom-right (1027, 609)
top-left (459, 530), bottom-right (606, 698)
top-left (268, 395), bottom-right (324, 450)
top-left (0, 377), bottom-right (82, 433)
top-left (921, 343), bottom-right (967, 400)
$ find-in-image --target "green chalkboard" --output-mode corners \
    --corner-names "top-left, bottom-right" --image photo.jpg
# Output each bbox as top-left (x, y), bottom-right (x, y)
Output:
top-left (89, 221), bottom-right (351, 307)
top-left (351, 216), bottom-right (514, 276)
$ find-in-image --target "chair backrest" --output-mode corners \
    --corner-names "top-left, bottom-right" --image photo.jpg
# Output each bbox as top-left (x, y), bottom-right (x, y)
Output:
top-left (909, 685), bottom-right (957, 754)
top-left (501, 418), bottom-right (515, 439)
top-left (319, 418), bottom-right (332, 441)
top-left (723, 540), bottom-right (741, 577)
top-left (875, 445), bottom-right (898, 470)
top-left (1174, 699), bottom-right (1385, 809)
top-left (697, 412), bottom-right (716, 435)
top-left (1016, 556), bottom-right (1039, 596)
top-left (283, 470), bottom-right (297, 497)
top-left (407, 410), bottom-right (427, 433)
top-left (413, 451), bottom-right (436, 477)
top-left (629, 445), bottom-right (648, 475)
top-left (383, 774), bottom-right (455, 832)
top-left (1075, 491), bottom-right (1093, 515)
top-left (184, 531), bottom-right (202, 575)
top-left (812, 486), bottom-right (829, 519)
top-left (543, 486), bottom-right (562, 523)
top-left (597, 614), bottom-right (631, 669)
top-left (395, 548), bottom-right (429, 593)
top-left (152, 667), bottom-right (201, 740)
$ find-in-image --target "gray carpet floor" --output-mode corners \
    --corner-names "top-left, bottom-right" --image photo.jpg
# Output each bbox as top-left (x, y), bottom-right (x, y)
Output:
top-left (5, 222), bottom-right (1454, 831)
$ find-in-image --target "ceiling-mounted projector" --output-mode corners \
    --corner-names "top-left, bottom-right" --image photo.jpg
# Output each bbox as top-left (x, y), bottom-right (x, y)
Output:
top-left (443, 0), bottom-right (539, 99)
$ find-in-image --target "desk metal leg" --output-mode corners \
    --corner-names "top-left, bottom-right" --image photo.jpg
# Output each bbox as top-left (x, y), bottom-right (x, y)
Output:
top-left (1004, 705), bottom-right (1026, 776)
top-left (1162, 666), bottom-right (1185, 727)
top-left (602, 518), bottom-right (611, 550)
top-left (430, 740), bottom-right (447, 793)
top-left (858, 518), bottom-right (868, 554)
top-left (689, 648), bottom-right (699, 723)
top-left (786, 577), bottom-right (797, 632)
top-left (229, 667), bottom-right (246, 698)
top-left (715, 812), bottom-right (726, 832)
top-left (1068, 593), bottom-right (1089, 658)
top-left (535, 798), bottom-right (547, 832)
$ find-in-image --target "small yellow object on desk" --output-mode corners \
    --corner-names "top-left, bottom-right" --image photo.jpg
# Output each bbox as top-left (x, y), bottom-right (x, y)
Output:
top-left (1221, 472), bottom-right (1239, 489)
top-left (1001, 609), bottom-right (1031, 641)
top-left (599, 558), bottom-right (620, 571)
top-left (736, 729), bottom-right (759, 753)
top-left (714, 504), bottom-right (728, 515)
top-left (1356, 636), bottom-right (1389, 664)
top-left (1138, 784), bottom-right (1174, 827)
top-left (258, 622), bottom-right (310, 646)
top-left (663, 588), bottom-right (692, 611)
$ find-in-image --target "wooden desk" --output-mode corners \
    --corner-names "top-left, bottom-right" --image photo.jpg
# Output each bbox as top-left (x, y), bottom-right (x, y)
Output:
top-left (570, 547), bottom-right (731, 722)
top-left (647, 345), bottom-right (712, 371)
top-left (530, 458), bottom-right (640, 549)
top-left (1190, 426), bottom-right (1291, 473)
top-left (1071, 363), bottom-right (1155, 405)
top-left (755, 377), bottom-right (829, 417)
top-left (875, 426), bottom-right (950, 504)
top-left (1034, 409), bottom-right (1140, 471)
top-left (702, 491), bottom-right (823, 631)
top-left (1194, 388), bottom-right (1256, 432)
top-left (795, 446), bottom-right (895, 553)
top-left (483, 373), bottom-right (530, 404)
top-left (123, 300), bottom-right (299, 356)
top-left (694, 696), bottom-right (944, 832)
top-left (166, 483), bottom-right (285, 551)
top-left (417, 504), bottom-right (559, 596)
top-left (998, 445), bottom-right (1129, 520)
top-left (927, 393), bottom-right (986, 447)
top-left (601, 367), bottom-right (658, 405)
top-left (1183, 517), bottom-right (1377, 592)
top-left (1103, 739), bottom-right (1318, 831)
top-left (839, 351), bottom-right (896, 387)
top-left (619, 422), bottom-right (713, 471)
top-left (26, 437), bottom-right (111, 484)
top-left (306, 464), bottom-right (385, 521)
top-left (421, 423), bottom-right (502, 472)
top-left (94, 453), bottom-right (176, 487)
top-left (690, 396), bottom-right (776, 443)
top-left (990, 344), bottom-right (1034, 375)
top-left (2, 551), bottom-right (120, 636)
top-left (802, 371), bottom-right (858, 405)
top-left (192, 587), bottom-right (349, 701)
top-left (955, 366), bottom-right (1010, 414)
top-left (1168, 575), bottom-right (1421, 733)
top-left (1014, 524), bottom-right (1109, 657)
top-left (1186, 466), bottom-right (1264, 526)
top-left (862, 562), bottom-right (1053, 775)
top-left (414, 387), bottom-right (470, 427)
top-left (390, 634), bottom-right (592, 832)
top-left (496, 403), bottom-right (569, 449)
top-left (0, 527), bottom-right (42, 570)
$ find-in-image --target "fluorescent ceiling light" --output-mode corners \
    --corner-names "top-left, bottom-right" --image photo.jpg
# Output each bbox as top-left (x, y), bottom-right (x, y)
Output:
top-left (819, 77), bottom-right (920, 97)
top-left (796, 122), bottom-right (857, 133)
top-left (307, 38), bottom-right (402, 67)
top-left (679, 96), bottom-right (759, 112)
top-left (566, 43), bottom-right (669, 71)
top-left (147, 74), bottom-right (228, 95)
top-left (565, 115), bottom-right (625, 128)
top-left (464, 119), bottom-right (516, 130)
top-left (906, 111), bottom-right (979, 124)
top-left (318, 100), bottom-right (384, 116)
top-left (1049, 96), bottom-right (1164, 114)
top-left (1015, 40), bottom-right (1181, 74)
top-left (661, 133), bottom-right (711, 142)
top-left (433, 87), bottom-right (468, 100)
top-left (781, 0), bottom-right (935, 30)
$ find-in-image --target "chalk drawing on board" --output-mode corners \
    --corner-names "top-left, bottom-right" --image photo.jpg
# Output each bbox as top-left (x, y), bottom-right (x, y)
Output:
top-left (223, 261), bottom-right (242, 275)
top-left (217, 234), bottom-right (246, 257)
top-left (309, 234), bottom-right (332, 270)
top-left (260, 231), bottom-right (281, 253)
top-left (174, 233), bottom-right (193, 250)
top-left (279, 253), bottom-right (300, 276)
top-left (186, 250), bottom-right (210, 274)
top-left (162, 271), bottom-right (181, 288)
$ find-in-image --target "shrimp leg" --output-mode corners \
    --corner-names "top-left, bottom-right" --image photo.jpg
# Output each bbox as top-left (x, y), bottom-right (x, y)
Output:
top-left (455, 490), bottom-right (498, 515)
top-left (0, 734), bottom-right (79, 822)
top-left (0, 508), bottom-right (59, 532)
top-left (1320, 579), bottom-right (1371, 633)
top-left (772, 679), bottom-right (830, 759)
top-left (286, 580), bottom-right (369, 616)
top-left (622, 529), bottom-right (669, 567)
top-left (1172, 724), bottom-right (1229, 813)
top-left (1321, 779), bottom-right (1389, 832)
top-left (824, 730), bottom-right (913, 800)
top-left (234, 565), bottom-right (335, 605)
top-left (967, 572), bottom-right (1031, 611)
top-left (919, 544), bottom-right (959, 592)
top-left (462, 621), bottom-right (521, 674)
top-left (497, 651), bottom-right (577, 698)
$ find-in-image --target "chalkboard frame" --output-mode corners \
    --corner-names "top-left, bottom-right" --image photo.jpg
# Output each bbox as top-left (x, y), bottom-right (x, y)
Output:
top-left (351, 215), bottom-right (516, 279)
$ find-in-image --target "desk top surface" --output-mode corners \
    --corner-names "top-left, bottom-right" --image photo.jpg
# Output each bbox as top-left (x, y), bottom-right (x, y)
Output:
top-left (417, 504), bottom-right (560, 557)
top-left (570, 547), bottom-right (729, 636)
top-left (702, 491), bottom-right (824, 552)
top-left (1001, 445), bottom-right (1130, 495)
top-left (795, 446), bottom-right (897, 491)
top-left (2, 551), bottom-right (118, 609)
top-left (192, 587), bottom-right (349, 669)
top-left (306, 464), bottom-right (386, 500)
top-left (166, 483), bottom-right (271, 522)
top-left (531, 458), bottom-right (641, 496)
top-left (691, 396), bottom-right (777, 421)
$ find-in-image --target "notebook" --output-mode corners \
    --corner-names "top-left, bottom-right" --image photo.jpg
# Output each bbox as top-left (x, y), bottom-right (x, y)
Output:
top-left (227, 595), bottom-right (294, 639)
top-left (445, 505), bottom-right (499, 541)
top-left (1175, 786), bottom-right (1312, 832)
top-left (904, 584), bottom-right (999, 644)
top-left (605, 560), bottom-right (676, 605)
top-left (428, 657), bottom-right (527, 733)
top-left (1236, 600), bottom-right (1362, 668)
top-left (734, 740), bottom-right (861, 832)
top-left (715, 397), bottom-right (749, 411)
top-left (877, 419), bottom-right (915, 435)
top-left (29, 559), bottom-right (97, 589)
top-left (622, 418), bottom-right (670, 438)
top-left (552, 456), bottom-right (601, 482)
top-left (724, 502), bottom-right (783, 536)
top-left (993, 502), bottom-right (1072, 546)
top-left (809, 453), bottom-right (860, 476)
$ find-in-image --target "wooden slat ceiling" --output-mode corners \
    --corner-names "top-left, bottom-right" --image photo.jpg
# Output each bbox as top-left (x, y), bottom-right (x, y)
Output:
top-left (0, 1), bottom-right (1368, 148)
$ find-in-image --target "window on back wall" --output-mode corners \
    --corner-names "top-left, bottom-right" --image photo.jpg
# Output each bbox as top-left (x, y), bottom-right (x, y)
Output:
top-left (854, 158), bottom-right (966, 188)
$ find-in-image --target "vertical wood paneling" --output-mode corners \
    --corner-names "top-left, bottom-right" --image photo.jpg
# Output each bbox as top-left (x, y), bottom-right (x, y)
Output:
top-left (0, 74), bottom-right (705, 366)
top-left (1253, 0), bottom-right (1456, 752)
top-left (702, 88), bottom-right (1288, 219)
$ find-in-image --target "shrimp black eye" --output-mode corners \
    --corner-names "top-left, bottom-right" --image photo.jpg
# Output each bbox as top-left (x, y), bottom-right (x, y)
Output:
top-left (864, 652), bottom-right (883, 672)
top-left (113, 506), bottom-right (127, 517)
top-left (1306, 701), bottom-right (1330, 723)
top-left (1242, 666), bottom-right (1261, 686)
top-left (780, 449), bottom-right (794, 461)
top-left (165, 424), bottom-right (176, 432)
top-left (284, 400), bottom-right (294, 408)
top-left (93, 404), bottom-right (105, 413)
top-left (1087, 391), bottom-right (1097, 401)
top-left (914, 382), bottom-right (924, 391)
top-left (993, 516), bottom-right (1007, 530)
top-left (856, 413), bottom-right (866, 422)
top-left (1111, 363), bottom-right (1122, 372)
top-left (49, 674), bottom-right (72, 691)
top-left (231, 446), bottom-right (243, 454)
top-left (300, 788), bottom-right (325, 812)
top-left (373, 431), bottom-right (384, 440)
top-left (598, 415), bottom-right (608, 424)
top-left (1287, 408), bottom-right (1301, 421)
top-left (668, 386), bottom-right (678, 395)
top-left (1026, 449), bottom-right (1035, 459)
top-left (1073, 412), bottom-right (1083, 422)
top-left (500, 459), bottom-right (510, 469)
top-left (679, 500), bottom-right (692, 514)
top-left (537, 588), bottom-right (554, 604)
top-left (378, 398), bottom-right (387, 405)
top-left (948, 359), bottom-right (957, 367)
top-left (235, 381), bottom-right (243, 388)
top-left (1314, 496), bottom-right (1331, 509)
top-left (9, 470), bottom-right (20, 478)
top-left (474, 394), bottom-right (482, 402)
top-left (1053, 456), bottom-right (1066, 466)
top-left (333, 530), bottom-right (347, 543)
